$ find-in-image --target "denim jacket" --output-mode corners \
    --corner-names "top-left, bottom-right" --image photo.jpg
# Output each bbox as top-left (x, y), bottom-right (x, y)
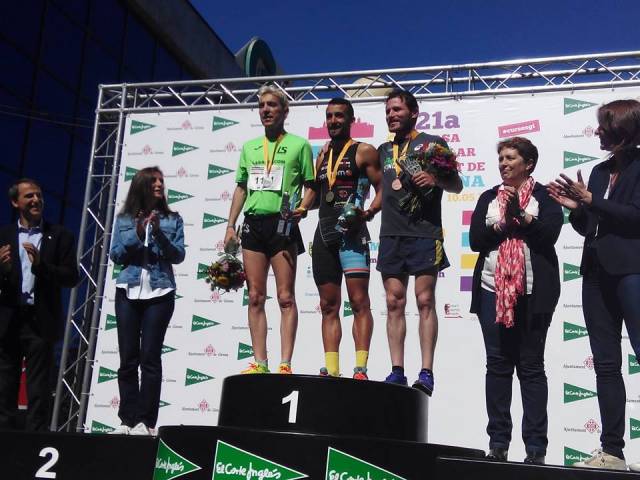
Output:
top-left (110, 213), bottom-right (185, 289)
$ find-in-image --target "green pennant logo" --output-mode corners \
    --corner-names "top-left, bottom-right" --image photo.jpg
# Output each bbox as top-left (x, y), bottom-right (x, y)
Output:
top-left (167, 189), bottom-right (193, 205)
top-left (172, 141), bottom-right (198, 157)
top-left (191, 315), bottom-right (220, 332)
top-left (631, 418), bottom-right (640, 439)
top-left (125, 166), bottom-right (139, 181)
top-left (162, 344), bottom-right (177, 355)
top-left (97, 366), bottom-right (118, 383)
top-left (202, 213), bottom-right (227, 229)
top-left (212, 116), bottom-right (239, 132)
top-left (91, 420), bottom-right (115, 434)
top-left (242, 289), bottom-right (272, 306)
top-left (564, 383), bottom-right (596, 403)
top-left (237, 342), bottom-right (254, 360)
top-left (153, 438), bottom-right (201, 480)
top-left (343, 301), bottom-right (353, 317)
top-left (212, 440), bottom-right (306, 479)
top-left (563, 321), bottom-right (589, 341)
top-left (562, 207), bottom-right (571, 224)
top-left (208, 164), bottom-right (234, 180)
top-left (105, 314), bottom-right (117, 331)
top-left (563, 263), bottom-right (581, 282)
top-left (112, 264), bottom-right (123, 279)
top-left (326, 447), bottom-right (405, 480)
top-left (564, 98), bottom-right (598, 115)
top-left (629, 354), bottom-right (640, 375)
top-left (197, 263), bottom-right (209, 280)
top-left (131, 119), bottom-right (155, 134)
top-left (564, 446), bottom-right (592, 466)
top-left (159, 400), bottom-right (170, 408)
top-left (185, 368), bottom-right (214, 386)
top-left (564, 151), bottom-right (598, 169)
top-left (175, 292), bottom-right (183, 300)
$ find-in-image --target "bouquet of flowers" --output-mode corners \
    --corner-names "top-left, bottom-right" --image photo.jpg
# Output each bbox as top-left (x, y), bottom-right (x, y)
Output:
top-left (205, 234), bottom-right (246, 292)
top-left (398, 142), bottom-right (459, 217)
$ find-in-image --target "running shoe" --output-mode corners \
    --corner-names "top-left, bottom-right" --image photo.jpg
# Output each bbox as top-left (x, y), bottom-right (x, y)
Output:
top-left (241, 362), bottom-right (270, 374)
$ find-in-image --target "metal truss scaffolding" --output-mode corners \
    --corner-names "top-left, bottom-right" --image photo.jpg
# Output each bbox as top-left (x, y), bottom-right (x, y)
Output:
top-left (51, 50), bottom-right (640, 431)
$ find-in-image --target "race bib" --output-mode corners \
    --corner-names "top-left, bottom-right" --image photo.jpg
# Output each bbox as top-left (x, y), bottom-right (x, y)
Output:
top-left (248, 165), bottom-right (283, 191)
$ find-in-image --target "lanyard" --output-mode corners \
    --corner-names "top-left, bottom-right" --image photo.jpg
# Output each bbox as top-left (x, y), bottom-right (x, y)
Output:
top-left (392, 129), bottom-right (419, 175)
top-left (263, 133), bottom-right (285, 175)
top-left (327, 139), bottom-right (353, 189)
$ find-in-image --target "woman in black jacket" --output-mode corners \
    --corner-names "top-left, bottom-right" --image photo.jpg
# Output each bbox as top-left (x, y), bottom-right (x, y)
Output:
top-left (549, 99), bottom-right (640, 471)
top-left (470, 136), bottom-right (562, 465)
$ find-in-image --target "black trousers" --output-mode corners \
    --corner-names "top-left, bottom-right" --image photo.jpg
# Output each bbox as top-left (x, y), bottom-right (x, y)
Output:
top-left (477, 289), bottom-right (550, 455)
top-left (114, 289), bottom-right (174, 428)
top-left (0, 306), bottom-right (54, 431)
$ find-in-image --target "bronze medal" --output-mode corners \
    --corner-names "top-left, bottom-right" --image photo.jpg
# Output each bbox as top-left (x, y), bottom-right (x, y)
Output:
top-left (325, 191), bottom-right (335, 203)
top-left (391, 178), bottom-right (402, 191)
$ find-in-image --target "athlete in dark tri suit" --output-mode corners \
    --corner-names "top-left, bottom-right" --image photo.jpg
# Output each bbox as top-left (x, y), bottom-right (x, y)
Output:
top-left (378, 89), bottom-right (462, 395)
top-left (304, 98), bottom-right (382, 379)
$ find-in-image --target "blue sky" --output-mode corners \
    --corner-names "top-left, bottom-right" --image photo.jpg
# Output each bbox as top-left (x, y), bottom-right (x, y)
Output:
top-left (192, 0), bottom-right (640, 75)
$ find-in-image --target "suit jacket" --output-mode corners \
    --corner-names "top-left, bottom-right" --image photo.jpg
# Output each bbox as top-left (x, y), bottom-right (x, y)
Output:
top-left (0, 221), bottom-right (79, 341)
top-left (569, 153), bottom-right (640, 275)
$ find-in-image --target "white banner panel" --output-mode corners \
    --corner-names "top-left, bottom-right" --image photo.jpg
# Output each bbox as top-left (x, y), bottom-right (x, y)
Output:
top-left (85, 87), bottom-right (640, 466)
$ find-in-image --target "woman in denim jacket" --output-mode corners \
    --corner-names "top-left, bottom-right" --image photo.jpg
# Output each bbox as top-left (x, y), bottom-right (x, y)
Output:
top-left (109, 166), bottom-right (185, 435)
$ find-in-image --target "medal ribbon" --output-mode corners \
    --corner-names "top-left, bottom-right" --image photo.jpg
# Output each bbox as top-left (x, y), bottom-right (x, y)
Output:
top-left (392, 129), bottom-right (419, 175)
top-left (263, 133), bottom-right (285, 176)
top-left (327, 139), bottom-right (353, 190)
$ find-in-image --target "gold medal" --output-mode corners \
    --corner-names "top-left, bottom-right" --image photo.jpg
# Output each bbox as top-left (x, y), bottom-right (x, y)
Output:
top-left (392, 178), bottom-right (402, 191)
top-left (325, 191), bottom-right (335, 203)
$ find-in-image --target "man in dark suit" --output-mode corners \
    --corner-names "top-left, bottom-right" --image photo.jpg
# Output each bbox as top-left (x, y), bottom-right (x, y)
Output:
top-left (0, 178), bottom-right (79, 430)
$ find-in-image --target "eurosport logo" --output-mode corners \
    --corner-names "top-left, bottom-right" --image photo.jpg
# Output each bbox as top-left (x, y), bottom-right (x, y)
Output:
top-left (497, 120), bottom-right (540, 138)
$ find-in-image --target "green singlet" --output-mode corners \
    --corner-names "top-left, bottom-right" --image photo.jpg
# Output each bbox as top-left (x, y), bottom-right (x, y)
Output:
top-left (235, 132), bottom-right (314, 215)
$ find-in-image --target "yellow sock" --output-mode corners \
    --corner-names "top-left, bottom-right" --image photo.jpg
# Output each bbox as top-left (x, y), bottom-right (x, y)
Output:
top-left (325, 352), bottom-right (339, 376)
top-left (355, 350), bottom-right (369, 370)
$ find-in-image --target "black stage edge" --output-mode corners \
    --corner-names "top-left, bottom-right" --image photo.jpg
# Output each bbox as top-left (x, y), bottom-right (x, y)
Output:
top-left (436, 456), bottom-right (640, 479)
top-left (218, 374), bottom-right (429, 442)
top-left (156, 424), bottom-right (485, 480)
top-left (0, 428), bottom-right (156, 480)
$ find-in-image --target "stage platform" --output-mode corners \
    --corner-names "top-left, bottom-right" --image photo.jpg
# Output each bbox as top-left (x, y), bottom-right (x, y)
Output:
top-left (5, 374), bottom-right (639, 478)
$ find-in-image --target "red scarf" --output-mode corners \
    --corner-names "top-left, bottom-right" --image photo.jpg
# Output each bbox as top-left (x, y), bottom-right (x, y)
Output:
top-left (494, 177), bottom-right (535, 328)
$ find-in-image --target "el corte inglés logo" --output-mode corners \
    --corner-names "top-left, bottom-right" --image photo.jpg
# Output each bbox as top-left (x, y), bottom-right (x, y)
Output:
top-left (153, 439), bottom-right (201, 480)
top-left (98, 366), bottom-right (118, 383)
top-left (212, 116), bottom-right (239, 132)
top-left (105, 314), bottom-right (117, 331)
top-left (629, 354), bottom-right (640, 375)
top-left (563, 151), bottom-right (598, 168)
top-left (343, 301), bottom-right (353, 317)
top-left (325, 447), bottom-right (405, 480)
top-left (213, 440), bottom-right (306, 479)
top-left (112, 264), bottom-right (123, 279)
top-left (167, 189), bottom-right (193, 205)
top-left (237, 342), bottom-right (254, 360)
top-left (563, 263), bottom-right (581, 282)
top-left (564, 98), bottom-right (598, 115)
top-left (162, 344), bottom-right (177, 355)
top-left (208, 163), bottom-right (234, 179)
top-left (564, 383), bottom-right (596, 403)
top-left (91, 420), bottom-right (114, 434)
top-left (172, 141), bottom-right (198, 157)
top-left (197, 263), bottom-right (209, 280)
top-left (564, 446), bottom-right (591, 466)
top-left (202, 213), bottom-right (227, 229)
top-left (125, 166), bottom-right (139, 181)
top-left (191, 315), bottom-right (220, 332)
top-left (563, 321), bottom-right (588, 341)
top-left (185, 368), bottom-right (214, 386)
top-left (130, 119), bottom-right (155, 134)
top-left (631, 418), bottom-right (640, 439)
top-left (243, 288), bottom-right (272, 306)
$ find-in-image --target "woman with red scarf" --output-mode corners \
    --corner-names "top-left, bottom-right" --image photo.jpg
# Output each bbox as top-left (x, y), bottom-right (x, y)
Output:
top-left (469, 136), bottom-right (562, 465)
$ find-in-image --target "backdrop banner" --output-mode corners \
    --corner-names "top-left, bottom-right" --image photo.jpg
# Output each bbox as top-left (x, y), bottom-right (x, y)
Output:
top-left (85, 87), bottom-right (640, 466)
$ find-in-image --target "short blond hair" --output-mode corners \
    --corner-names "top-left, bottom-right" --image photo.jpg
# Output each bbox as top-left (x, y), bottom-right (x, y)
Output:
top-left (257, 85), bottom-right (289, 109)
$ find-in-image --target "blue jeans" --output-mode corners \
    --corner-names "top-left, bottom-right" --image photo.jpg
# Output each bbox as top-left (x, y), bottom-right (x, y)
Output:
top-left (582, 262), bottom-right (640, 460)
top-left (114, 288), bottom-right (174, 428)
top-left (478, 289), bottom-right (550, 455)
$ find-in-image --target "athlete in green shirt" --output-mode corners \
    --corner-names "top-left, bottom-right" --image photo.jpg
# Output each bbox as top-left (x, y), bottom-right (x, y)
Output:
top-left (224, 85), bottom-right (314, 375)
